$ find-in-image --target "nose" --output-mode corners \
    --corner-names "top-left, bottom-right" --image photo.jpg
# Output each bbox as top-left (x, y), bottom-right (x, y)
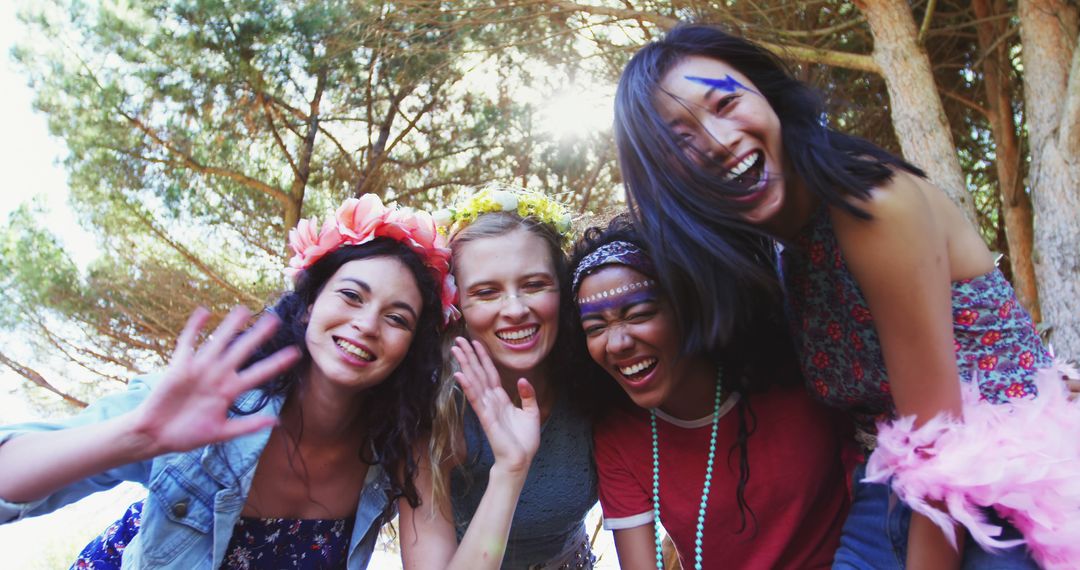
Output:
top-left (350, 307), bottom-right (379, 336)
top-left (499, 293), bottom-right (529, 321)
top-left (606, 324), bottom-right (634, 355)
top-left (699, 115), bottom-right (739, 163)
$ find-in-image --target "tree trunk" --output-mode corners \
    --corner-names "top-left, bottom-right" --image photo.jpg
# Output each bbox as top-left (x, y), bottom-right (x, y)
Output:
top-left (853, 0), bottom-right (978, 226)
top-left (973, 0), bottom-right (1041, 321)
top-left (1019, 0), bottom-right (1080, 355)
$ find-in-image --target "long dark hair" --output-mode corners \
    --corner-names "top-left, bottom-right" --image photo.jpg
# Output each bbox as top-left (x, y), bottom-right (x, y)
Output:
top-left (614, 23), bottom-right (922, 355)
top-left (568, 214), bottom-right (767, 534)
top-left (236, 237), bottom-right (442, 521)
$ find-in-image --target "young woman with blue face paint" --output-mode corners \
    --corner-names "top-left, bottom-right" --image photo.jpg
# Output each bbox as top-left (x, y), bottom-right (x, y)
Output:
top-left (613, 23), bottom-right (1079, 570)
top-left (0, 197), bottom-right (451, 569)
top-left (569, 216), bottom-right (851, 570)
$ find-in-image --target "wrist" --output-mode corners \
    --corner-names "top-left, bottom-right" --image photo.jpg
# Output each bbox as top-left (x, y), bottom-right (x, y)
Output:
top-left (119, 408), bottom-right (169, 459)
top-left (489, 458), bottom-right (532, 483)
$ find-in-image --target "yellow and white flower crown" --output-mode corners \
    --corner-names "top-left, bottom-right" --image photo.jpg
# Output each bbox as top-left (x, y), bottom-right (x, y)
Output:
top-left (432, 185), bottom-right (573, 240)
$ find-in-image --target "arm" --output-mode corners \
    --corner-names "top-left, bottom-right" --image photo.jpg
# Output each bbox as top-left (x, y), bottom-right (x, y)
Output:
top-left (400, 338), bottom-right (540, 570)
top-left (613, 525), bottom-right (663, 570)
top-left (0, 307), bottom-right (298, 509)
top-left (830, 174), bottom-right (963, 568)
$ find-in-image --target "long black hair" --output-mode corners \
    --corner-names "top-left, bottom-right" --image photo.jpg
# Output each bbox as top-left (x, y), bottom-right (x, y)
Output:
top-left (569, 213), bottom-right (769, 534)
top-left (614, 23), bottom-right (922, 356)
top-left (236, 237), bottom-right (443, 521)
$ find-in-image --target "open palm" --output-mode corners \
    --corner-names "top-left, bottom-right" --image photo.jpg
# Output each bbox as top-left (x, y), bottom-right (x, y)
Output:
top-left (451, 337), bottom-right (540, 473)
top-left (130, 306), bottom-right (300, 455)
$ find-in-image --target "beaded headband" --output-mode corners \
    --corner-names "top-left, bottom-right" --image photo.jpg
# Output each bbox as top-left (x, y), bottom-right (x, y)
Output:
top-left (433, 185), bottom-right (573, 242)
top-left (571, 240), bottom-right (658, 296)
top-left (286, 194), bottom-right (460, 326)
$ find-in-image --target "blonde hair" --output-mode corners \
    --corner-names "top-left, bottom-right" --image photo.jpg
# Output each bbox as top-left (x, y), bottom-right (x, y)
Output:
top-left (428, 210), bottom-right (570, 512)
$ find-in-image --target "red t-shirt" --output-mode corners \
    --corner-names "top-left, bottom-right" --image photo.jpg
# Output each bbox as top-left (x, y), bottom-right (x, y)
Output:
top-left (594, 387), bottom-right (850, 569)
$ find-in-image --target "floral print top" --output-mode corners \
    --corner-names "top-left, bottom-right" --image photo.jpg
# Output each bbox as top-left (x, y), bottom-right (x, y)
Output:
top-left (778, 206), bottom-right (1052, 434)
top-left (73, 500), bottom-right (354, 570)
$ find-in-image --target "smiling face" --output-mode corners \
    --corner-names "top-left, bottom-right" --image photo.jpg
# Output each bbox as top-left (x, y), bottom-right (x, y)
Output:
top-left (304, 256), bottom-right (422, 394)
top-left (454, 228), bottom-right (561, 381)
top-left (577, 264), bottom-right (701, 411)
top-left (655, 55), bottom-right (787, 228)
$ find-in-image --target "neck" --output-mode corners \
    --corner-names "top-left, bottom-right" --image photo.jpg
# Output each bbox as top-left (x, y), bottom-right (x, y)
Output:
top-left (763, 166), bottom-right (819, 240)
top-left (283, 371), bottom-right (367, 446)
top-left (658, 358), bottom-right (720, 420)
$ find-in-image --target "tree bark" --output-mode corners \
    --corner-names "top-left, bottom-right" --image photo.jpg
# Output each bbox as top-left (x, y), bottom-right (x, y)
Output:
top-left (973, 0), bottom-right (1041, 321)
top-left (1019, 0), bottom-right (1080, 355)
top-left (853, 0), bottom-right (979, 226)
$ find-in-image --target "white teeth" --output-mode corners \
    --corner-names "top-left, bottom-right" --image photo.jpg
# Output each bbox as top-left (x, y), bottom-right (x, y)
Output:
top-left (723, 152), bottom-right (760, 181)
top-left (497, 326), bottom-right (538, 341)
top-left (336, 339), bottom-right (373, 361)
top-left (619, 358), bottom-right (657, 376)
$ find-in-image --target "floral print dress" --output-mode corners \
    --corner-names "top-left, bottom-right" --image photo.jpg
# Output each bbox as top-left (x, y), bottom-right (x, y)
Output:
top-left (777, 206), bottom-right (1052, 436)
top-left (72, 500), bottom-right (354, 570)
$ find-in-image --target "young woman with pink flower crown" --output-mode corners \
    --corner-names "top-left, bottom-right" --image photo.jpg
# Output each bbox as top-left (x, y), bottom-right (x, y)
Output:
top-left (0, 195), bottom-right (458, 569)
top-left (398, 186), bottom-right (599, 570)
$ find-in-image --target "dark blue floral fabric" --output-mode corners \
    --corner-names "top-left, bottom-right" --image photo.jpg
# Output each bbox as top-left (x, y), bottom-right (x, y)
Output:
top-left (72, 500), bottom-right (354, 569)
top-left (778, 206), bottom-right (1052, 434)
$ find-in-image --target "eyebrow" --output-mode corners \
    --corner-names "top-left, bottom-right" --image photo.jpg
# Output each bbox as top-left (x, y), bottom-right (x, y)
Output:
top-left (463, 271), bottom-right (555, 290)
top-left (684, 74), bottom-right (757, 97)
top-left (341, 277), bottom-right (419, 320)
top-left (579, 290), bottom-right (658, 318)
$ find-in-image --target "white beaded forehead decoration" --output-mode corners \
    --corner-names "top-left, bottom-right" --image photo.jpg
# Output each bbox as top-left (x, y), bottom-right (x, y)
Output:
top-left (577, 279), bottom-right (657, 304)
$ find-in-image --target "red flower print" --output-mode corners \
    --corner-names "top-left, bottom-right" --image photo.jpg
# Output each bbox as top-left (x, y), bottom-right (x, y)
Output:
top-left (849, 331), bottom-right (865, 351)
top-left (853, 361), bottom-right (864, 380)
top-left (851, 305), bottom-right (873, 324)
top-left (813, 378), bottom-right (829, 397)
top-left (981, 331), bottom-right (1002, 346)
top-left (953, 339), bottom-right (961, 353)
top-left (1005, 383), bottom-right (1027, 399)
top-left (880, 381), bottom-right (891, 394)
top-left (834, 249), bottom-right (843, 269)
top-left (812, 351), bottom-right (830, 369)
top-left (811, 243), bottom-right (826, 265)
top-left (802, 317), bottom-right (811, 331)
top-left (827, 322), bottom-right (842, 341)
top-left (955, 309), bottom-right (978, 326)
top-left (998, 300), bottom-right (1014, 319)
top-left (1019, 351), bottom-right (1035, 370)
top-left (978, 355), bottom-right (999, 371)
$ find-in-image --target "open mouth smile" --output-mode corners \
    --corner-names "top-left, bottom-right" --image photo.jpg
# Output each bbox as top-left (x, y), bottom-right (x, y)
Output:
top-left (618, 357), bottom-right (658, 382)
top-left (495, 325), bottom-right (539, 345)
top-left (722, 151), bottom-right (767, 195)
top-left (334, 337), bottom-right (374, 362)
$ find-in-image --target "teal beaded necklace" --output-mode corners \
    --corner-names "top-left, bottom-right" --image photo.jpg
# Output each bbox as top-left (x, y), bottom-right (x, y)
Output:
top-left (650, 366), bottom-right (723, 570)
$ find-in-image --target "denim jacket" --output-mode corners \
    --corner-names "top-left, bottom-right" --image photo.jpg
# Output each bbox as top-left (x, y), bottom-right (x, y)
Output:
top-left (0, 375), bottom-right (392, 569)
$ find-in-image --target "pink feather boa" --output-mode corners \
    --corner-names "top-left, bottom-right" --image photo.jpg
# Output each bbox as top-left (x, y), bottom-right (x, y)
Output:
top-left (864, 360), bottom-right (1080, 569)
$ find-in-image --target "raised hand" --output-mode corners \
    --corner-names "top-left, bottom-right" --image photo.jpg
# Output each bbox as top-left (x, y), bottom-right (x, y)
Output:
top-left (451, 337), bottom-right (540, 474)
top-left (129, 306), bottom-right (301, 455)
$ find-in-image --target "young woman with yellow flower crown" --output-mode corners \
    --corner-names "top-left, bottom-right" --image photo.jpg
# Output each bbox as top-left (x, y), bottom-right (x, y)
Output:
top-left (399, 186), bottom-right (599, 569)
top-left (0, 195), bottom-right (456, 569)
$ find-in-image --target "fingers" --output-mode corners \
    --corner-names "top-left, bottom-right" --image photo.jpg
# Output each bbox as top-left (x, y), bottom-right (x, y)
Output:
top-left (198, 306), bottom-right (252, 360)
top-left (517, 378), bottom-right (539, 416)
top-left (219, 312), bottom-right (283, 372)
top-left (472, 340), bottom-right (500, 390)
top-left (454, 371), bottom-right (481, 410)
top-left (233, 346), bottom-right (302, 396)
top-left (172, 307), bottom-right (212, 366)
top-left (217, 415), bottom-right (279, 442)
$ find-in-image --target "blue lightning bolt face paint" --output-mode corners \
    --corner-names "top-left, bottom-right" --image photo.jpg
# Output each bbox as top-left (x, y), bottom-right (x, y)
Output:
top-left (685, 74), bottom-right (758, 96)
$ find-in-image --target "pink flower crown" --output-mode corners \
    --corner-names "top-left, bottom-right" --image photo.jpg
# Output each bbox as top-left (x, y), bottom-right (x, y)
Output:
top-left (286, 194), bottom-right (460, 325)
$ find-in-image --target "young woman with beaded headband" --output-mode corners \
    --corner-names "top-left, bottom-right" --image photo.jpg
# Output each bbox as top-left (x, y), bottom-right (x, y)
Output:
top-left (399, 186), bottom-right (599, 569)
top-left (0, 195), bottom-right (453, 569)
top-left (613, 22), bottom-right (1080, 569)
top-left (570, 214), bottom-right (851, 570)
